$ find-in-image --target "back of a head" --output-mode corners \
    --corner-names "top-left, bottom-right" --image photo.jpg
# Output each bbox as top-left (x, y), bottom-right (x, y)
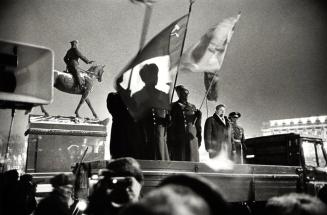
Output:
top-left (120, 184), bottom-right (211, 215)
top-left (50, 173), bottom-right (75, 188)
top-left (139, 64), bottom-right (159, 85)
top-left (120, 174), bottom-right (229, 215)
top-left (3, 169), bottom-right (19, 186)
top-left (20, 174), bottom-right (33, 183)
top-left (265, 193), bottom-right (327, 215)
top-left (160, 174), bottom-right (229, 215)
top-left (4, 169), bottom-right (19, 181)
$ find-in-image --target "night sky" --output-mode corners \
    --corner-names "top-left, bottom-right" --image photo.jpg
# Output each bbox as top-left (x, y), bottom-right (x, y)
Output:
top-left (1, 0), bottom-right (327, 143)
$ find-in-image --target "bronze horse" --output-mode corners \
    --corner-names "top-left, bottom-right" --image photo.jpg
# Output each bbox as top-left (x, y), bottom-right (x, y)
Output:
top-left (41, 64), bottom-right (105, 118)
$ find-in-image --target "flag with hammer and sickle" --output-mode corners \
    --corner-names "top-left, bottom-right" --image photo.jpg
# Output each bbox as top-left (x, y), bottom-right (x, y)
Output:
top-left (115, 14), bottom-right (188, 121)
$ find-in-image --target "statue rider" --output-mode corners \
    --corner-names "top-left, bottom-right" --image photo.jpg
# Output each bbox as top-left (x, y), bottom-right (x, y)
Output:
top-left (64, 40), bottom-right (94, 91)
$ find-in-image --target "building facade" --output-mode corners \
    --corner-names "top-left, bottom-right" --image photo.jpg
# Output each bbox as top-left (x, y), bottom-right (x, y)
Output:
top-left (262, 115), bottom-right (327, 142)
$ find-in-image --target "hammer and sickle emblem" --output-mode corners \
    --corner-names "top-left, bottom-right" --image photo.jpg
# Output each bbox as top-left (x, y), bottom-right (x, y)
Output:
top-left (170, 24), bottom-right (180, 38)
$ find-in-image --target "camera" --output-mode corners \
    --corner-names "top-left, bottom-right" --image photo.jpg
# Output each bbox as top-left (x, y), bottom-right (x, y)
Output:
top-left (90, 174), bottom-right (134, 205)
top-left (103, 176), bottom-right (133, 205)
top-left (106, 177), bottom-right (133, 190)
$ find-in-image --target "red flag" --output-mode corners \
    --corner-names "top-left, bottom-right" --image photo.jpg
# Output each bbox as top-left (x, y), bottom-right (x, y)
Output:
top-left (115, 15), bottom-right (188, 120)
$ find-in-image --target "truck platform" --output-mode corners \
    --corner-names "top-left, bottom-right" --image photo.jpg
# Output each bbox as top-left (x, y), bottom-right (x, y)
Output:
top-left (76, 160), bottom-right (299, 203)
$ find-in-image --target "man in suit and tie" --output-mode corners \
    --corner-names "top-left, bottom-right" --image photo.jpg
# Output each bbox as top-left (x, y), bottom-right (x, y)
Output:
top-left (204, 104), bottom-right (232, 159)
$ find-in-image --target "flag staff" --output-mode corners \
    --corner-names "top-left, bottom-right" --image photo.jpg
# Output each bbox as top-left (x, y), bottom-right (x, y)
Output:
top-left (198, 12), bottom-right (241, 110)
top-left (199, 70), bottom-right (219, 110)
top-left (170, 0), bottom-right (195, 103)
top-left (139, 3), bottom-right (153, 50)
top-left (127, 1), bottom-right (155, 90)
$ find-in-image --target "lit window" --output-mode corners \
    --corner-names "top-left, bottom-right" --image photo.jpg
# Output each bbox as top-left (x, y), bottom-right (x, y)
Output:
top-left (302, 141), bottom-right (317, 167)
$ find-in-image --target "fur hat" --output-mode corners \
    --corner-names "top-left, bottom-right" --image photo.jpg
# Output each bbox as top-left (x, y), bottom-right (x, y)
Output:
top-left (50, 173), bottom-right (75, 188)
top-left (159, 174), bottom-right (229, 215)
top-left (104, 157), bottom-right (144, 184)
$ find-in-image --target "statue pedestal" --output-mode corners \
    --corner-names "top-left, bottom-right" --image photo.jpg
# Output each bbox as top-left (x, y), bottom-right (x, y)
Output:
top-left (25, 114), bottom-right (108, 173)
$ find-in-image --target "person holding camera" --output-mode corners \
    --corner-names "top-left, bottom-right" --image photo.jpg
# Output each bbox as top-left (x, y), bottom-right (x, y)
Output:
top-left (35, 173), bottom-right (75, 215)
top-left (84, 157), bottom-right (144, 215)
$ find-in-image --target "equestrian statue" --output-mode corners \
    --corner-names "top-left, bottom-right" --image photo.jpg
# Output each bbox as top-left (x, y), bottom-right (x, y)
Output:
top-left (40, 40), bottom-right (105, 119)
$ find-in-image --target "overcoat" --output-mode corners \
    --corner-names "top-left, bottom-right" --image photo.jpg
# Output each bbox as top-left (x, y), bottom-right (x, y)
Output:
top-left (107, 92), bottom-right (145, 159)
top-left (168, 101), bottom-right (202, 161)
top-left (204, 114), bottom-right (232, 158)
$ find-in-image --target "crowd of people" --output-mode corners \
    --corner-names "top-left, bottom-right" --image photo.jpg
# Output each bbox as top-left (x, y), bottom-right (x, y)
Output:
top-left (0, 169), bottom-right (37, 215)
top-left (108, 82), bottom-right (246, 164)
top-left (1, 157), bottom-right (327, 215)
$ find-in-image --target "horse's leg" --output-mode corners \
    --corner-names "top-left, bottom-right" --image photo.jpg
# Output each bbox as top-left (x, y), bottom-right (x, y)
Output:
top-left (40, 105), bottom-right (50, 116)
top-left (75, 97), bottom-right (85, 118)
top-left (85, 98), bottom-right (98, 119)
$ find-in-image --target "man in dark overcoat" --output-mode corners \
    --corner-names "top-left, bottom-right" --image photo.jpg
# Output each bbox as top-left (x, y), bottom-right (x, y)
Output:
top-left (168, 85), bottom-right (202, 161)
top-left (132, 64), bottom-right (170, 160)
top-left (204, 104), bottom-right (232, 159)
top-left (107, 92), bottom-right (145, 159)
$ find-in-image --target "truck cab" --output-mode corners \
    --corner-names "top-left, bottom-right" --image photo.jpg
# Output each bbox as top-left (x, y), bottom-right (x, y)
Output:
top-left (245, 133), bottom-right (327, 196)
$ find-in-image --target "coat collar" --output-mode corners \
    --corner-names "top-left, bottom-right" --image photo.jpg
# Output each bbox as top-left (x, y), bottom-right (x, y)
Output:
top-left (213, 113), bottom-right (228, 126)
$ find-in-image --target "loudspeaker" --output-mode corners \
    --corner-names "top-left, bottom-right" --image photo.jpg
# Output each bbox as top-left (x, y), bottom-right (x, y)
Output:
top-left (0, 40), bottom-right (54, 109)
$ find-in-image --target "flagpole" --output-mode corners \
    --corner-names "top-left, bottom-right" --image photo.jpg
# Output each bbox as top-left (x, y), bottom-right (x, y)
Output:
top-left (198, 12), bottom-right (241, 109)
top-left (128, 3), bottom-right (154, 90)
top-left (193, 70), bottom-right (218, 125)
top-left (139, 4), bottom-right (153, 50)
top-left (198, 35), bottom-right (229, 110)
top-left (199, 70), bottom-right (219, 110)
top-left (170, 0), bottom-right (195, 103)
top-left (198, 34), bottom-right (231, 110)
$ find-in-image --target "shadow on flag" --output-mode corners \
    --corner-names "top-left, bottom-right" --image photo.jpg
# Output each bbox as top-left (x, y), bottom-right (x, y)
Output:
top-left (115, 15), bottom-right (188, 121)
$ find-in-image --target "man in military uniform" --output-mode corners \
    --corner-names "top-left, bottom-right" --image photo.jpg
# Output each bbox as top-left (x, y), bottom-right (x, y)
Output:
top-left (64, 40), bottom-right (94, 91)
top-left (229, 112), bottom-right (246, 164)
top-left (168, 85), bottom-right (202, 162)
